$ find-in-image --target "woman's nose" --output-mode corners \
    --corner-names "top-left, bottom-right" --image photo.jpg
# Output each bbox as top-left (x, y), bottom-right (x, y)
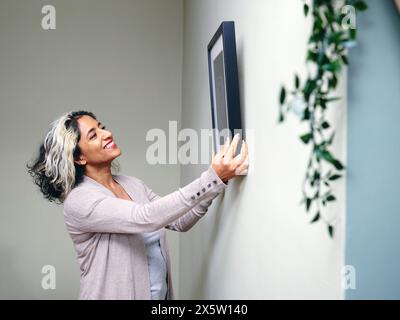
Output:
top-left (102, 129), bottom-right (112, 140)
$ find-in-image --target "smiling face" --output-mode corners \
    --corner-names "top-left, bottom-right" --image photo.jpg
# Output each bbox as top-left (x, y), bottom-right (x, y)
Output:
top-left (74, 115), bottom-right (121, 168)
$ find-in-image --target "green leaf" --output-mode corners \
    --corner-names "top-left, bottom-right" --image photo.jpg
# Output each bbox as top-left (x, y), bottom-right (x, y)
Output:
top-left (341, 55), bottom-right (349, 65)
top-left (326, 97), bottom-right (341, 103)
top-left (320, 99), bottom-right (327, 110)
top-left (328, 132), bottom-right (335, 145)
top-left (328, 225), bottom-right (334, 238)
top-left (295, 74), bottom-right (300, 89)
top-left (302, 108), bottom-right (311, 120)
top-left (303, 80), bottom-right (316, 101)
top-left (328, 75), bottom-right (338, 89)
top-left (310, 212), bottom-right (320, 223)
top-left (306, 50), bottom-right (318, 62)
top-left (300, 132), bottom-right (313, 144)
top-left (317, 148), bottom-right (345, 170)
top-left (327, 31), bottom-right (343, 45)
top-left (304, 3), bottom-right (309, 17)
top-left (321, 121), bottom-right (330, 129)
top-left (306, 198), bottom-right (312, 212)
top-left (278, 111), bottom-right (285, 123)
top-left (332, 159), bottom-right (345, 171)
top-left (310, 171), bottom-right (320, 187)
top-left (318, 149), bottom-right (335, 163)
top-left (280, 87), bottom-right (286, 105)
top-left (354, 1), bottom-right (368, 11)
top-left (326, 195), bottom-right (336, 202)
top-left (329, 174), bottom-right (342, 181)
top-left (322, 60), bottom-right (342, 73)
top-left (350, 28), bottom-right (357, 40)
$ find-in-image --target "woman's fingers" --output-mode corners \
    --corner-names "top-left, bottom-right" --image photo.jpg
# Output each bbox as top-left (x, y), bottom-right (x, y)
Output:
top-left (235, 154), bottom-right (249, 175)
top-left (225, 133), bottom-right (240, 162)
top-left (220, 136), bottom-right (230, 157)
top-left (234, 141), bottom-right (248, 175)
top-left (214, 137), bottom-right (229, 162)
top-left (233, 140), bottom-right (247, 165)
top-left (211, 135), bottom-right (249, 182)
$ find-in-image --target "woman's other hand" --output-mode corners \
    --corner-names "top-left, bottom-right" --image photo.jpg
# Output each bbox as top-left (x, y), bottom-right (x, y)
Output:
top-left (211, 133), bottom-right (249, 183)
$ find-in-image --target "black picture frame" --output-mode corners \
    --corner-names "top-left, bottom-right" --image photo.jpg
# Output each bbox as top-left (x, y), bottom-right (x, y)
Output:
top-left (207, 21), bottom-right (243, 155)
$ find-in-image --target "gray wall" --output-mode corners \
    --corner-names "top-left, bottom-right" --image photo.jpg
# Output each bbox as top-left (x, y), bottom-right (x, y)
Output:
top-left (180, 0), bottom-right (346, 299)
top-left (0, 0), bottom-right (182, 299)
top-left (346, 0), bottom-right (400, 299)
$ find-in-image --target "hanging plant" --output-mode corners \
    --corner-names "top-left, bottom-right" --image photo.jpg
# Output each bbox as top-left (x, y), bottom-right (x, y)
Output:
top-left (278, 0), bottom-right (368, 237)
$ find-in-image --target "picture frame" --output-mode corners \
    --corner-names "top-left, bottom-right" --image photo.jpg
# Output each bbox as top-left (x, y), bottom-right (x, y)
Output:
top-left (207, 21), bottom-right (243, 156)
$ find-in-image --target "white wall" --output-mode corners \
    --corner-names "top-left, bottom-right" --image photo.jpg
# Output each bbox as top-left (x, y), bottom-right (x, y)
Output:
top-left (180, 0), bottom-right (346, 299)
top-left (0, 0), bottom-right (182, 299)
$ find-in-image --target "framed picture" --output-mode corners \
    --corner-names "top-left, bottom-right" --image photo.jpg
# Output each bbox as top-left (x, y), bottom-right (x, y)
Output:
top-left (207, 21), bottom-right (243, 156)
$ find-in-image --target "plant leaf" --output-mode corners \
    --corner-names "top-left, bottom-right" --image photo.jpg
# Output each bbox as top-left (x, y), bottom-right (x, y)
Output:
top-left (341, 55), bottom-right (349, 65)
top-left (321, 121), bottom-right (330, 129)
top-left (350, 28), bottom-right (357, 40)
top-left (326, 195), bottom-right (336, 202)
top-left (280, 86), bottom-right (286, 105)
top-left (304, 3), bottom-right (309, 17)
top-left (318, 149), bottom-right (335, 163)
top-left (329, 174), bottom-right (342, 181)
top-left (332, 159), bottom-right (345, 170)
top-left (326, 97), bottom-right (341, 103)
top-left (306, 198), bottom-right (312, 212)
top-left (295, 74), bottom-right (300, 89)
top-left (300, 132), bottom-right (313, 144)
top-left (278, 112), bottom-right (285, 123)
top-left (328, 225), bottom-right (334, 238)
top-left (310, 212), bottom-right (320, 223)
top-left (328, 74), bottom-right (338, 89)
top-left (354, 1), bottom-right (368, 11)
top-left (328, 132), bottom-right (335, 145)
top-left (322, 60), bottom-right (342, 73)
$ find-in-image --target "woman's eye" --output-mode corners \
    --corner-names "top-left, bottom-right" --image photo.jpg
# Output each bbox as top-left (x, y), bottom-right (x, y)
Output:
top-left (90, 125), bottom-right (106, 140)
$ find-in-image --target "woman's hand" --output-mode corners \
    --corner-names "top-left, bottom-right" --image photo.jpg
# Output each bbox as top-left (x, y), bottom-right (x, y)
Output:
top-left (211, 133), bottom-right (249, 183)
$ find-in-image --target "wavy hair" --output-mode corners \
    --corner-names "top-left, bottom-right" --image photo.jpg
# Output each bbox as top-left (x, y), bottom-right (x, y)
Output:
top-left (26, 110), bottom-right (120, 204)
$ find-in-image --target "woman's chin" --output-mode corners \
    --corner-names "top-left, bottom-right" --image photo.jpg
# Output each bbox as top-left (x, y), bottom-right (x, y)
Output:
top-left (108, 147), bottom-right (122, 159)
top-left (114, 148), bottom-right (122, 158)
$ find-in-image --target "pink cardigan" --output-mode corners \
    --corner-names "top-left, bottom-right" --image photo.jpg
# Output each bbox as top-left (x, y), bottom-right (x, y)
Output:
top-left (62, 165), bottom-right (227, 299)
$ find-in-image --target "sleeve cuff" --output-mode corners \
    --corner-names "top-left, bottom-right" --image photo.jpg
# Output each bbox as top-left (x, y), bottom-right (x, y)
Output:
top-left (207, 166), bottom-right (228, 188)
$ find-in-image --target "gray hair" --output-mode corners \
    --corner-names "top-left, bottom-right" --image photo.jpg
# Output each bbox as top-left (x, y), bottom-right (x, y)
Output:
top-left (27, 110), bottom-right (120, 203)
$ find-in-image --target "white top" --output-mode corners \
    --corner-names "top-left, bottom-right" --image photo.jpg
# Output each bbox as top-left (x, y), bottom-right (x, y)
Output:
top-left (141, 230), bottom-right (168, 300)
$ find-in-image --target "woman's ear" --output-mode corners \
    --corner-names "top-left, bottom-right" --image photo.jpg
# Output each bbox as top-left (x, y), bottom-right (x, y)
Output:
top-left (74, 156), bottom-right (87, 166)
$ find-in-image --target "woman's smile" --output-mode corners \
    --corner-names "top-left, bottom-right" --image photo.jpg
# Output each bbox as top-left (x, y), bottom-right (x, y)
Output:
top-left (104, 140), bottom-right (117, 150)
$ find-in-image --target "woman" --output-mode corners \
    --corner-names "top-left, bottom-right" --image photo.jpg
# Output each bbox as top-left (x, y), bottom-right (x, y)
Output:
top-left (27, 110), bottom-right (248, 300)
